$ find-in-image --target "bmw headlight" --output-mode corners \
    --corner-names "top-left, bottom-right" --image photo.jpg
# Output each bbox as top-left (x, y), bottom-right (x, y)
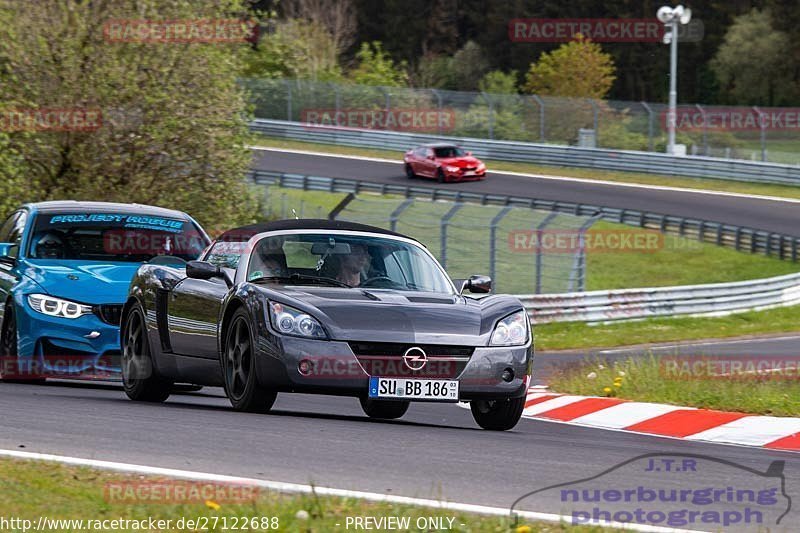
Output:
top-left (269, 301), bottom-right (326, 339)
top-left (27, 294), bottom-right (93, 319)
top-left (490, 309), bottom-right (530, 346)
top-left (445, 165), bottom-right (460, 172)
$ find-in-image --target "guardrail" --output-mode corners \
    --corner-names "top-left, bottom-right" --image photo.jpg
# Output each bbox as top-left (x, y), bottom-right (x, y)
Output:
top-left (249, 169), bottom-right (800, 262)
top-left (250, 118), bottom-right (800, 185)
top-left (521, 272), bottom-right (800, 323)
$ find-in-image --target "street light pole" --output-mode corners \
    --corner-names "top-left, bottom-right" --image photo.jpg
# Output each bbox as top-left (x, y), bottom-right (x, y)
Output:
top-left (658, 5), bottom-right (692, 156)
top-left (667, 18), bottom-right (678, 155)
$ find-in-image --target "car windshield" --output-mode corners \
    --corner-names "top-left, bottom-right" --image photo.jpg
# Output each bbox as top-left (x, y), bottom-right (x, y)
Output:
top-left (27, 212), bottom-right (208, 262)
top-left (433, 146), bottom-right (465, 158)
top-left (247, 232), bottom-right (453, 293)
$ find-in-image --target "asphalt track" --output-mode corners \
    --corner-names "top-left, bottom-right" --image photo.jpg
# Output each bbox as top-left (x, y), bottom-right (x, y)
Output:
top-left (2, 379), bottom-right (800, 531)
top-left (252, 149), bottom-right (800, 238)
top-left (4, 151), bottom-right (800, 530)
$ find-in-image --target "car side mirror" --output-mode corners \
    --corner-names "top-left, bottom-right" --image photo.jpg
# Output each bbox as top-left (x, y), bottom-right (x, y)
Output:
top-left (466, 151), bottom-right (472, 156)
top-left (0, 242), bottom-right (18, 262)
top-left (455, 275), bottom-right (492, 294)
top-left (186, 260), bottom-right (232, 287)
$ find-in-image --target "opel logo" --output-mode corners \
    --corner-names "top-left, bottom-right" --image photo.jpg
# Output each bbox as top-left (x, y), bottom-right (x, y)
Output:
top-left (402, 346), bottom-right (427, 371)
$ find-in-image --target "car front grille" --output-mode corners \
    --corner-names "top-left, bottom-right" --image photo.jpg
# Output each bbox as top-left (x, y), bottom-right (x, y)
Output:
top-left (348, 342), bottom-right (473, 378)
top-left (95, 304), bottom-right (123, 326)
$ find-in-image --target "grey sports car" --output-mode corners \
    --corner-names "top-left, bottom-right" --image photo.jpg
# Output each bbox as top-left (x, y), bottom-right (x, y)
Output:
top-left (121, 219), bottom-right (533, 430)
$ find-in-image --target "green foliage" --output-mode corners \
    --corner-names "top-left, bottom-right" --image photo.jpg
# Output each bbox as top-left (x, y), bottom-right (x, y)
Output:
top-left (523, 35), bottom-right (616, 99)
top-left (478, 70), bottom-right (518, 94)
top-left (449, 40), bottom-right (490, 91)
top-left (243, 19), bottom-right (344, 82)
top-left (0, 0), bottom-right (257, 229)
top-left (711, 9), bottom-right (796, 106)
top-left (348, 41), bottom-right (408, 87)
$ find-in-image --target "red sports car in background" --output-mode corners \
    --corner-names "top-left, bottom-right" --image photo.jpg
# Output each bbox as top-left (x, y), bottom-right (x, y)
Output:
top-left (403, 143), bottom-right (487, 183)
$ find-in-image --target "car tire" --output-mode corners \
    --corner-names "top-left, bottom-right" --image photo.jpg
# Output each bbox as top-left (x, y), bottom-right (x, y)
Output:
top-left (0, 304), bottom-right (45, 383)
top-left (222, 309), bottom-right (277, 413)
top-left (359, 397), bottom-right (409, 420)
top-left (470, 397), bottom-right (525, 431)
top-left (404, 163), bottom-right (415, 179)
top-left (437, 168), bottom-right (446, 183)
top-left (121, 304), bottom-right (172, 402)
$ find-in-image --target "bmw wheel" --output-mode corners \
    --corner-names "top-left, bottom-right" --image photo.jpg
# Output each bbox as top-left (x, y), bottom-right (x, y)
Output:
top-left (404, 163), bottom-right (415, 179)
top-left (0, 304), bottom-right (44, 383)
top-left (222, 309), bottom-right (276, 413)
top-left (359, 397), bottom-right (409, 419)
top-left (121, 304), bottom-right (172, 402)
top-left (470, 397), bottom-right (525, 431)
top-left (436, 167), bottom-right (446, 183)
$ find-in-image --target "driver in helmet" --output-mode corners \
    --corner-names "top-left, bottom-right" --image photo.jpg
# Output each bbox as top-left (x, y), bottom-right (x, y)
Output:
top-left (35, 232), bottom-right (67, 259)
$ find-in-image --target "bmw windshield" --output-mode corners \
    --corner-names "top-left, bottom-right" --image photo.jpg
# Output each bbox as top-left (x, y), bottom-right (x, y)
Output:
top-left (27, 212), bottom-right (208, 262)
top-left (246, 233), bottom-right (454, 293)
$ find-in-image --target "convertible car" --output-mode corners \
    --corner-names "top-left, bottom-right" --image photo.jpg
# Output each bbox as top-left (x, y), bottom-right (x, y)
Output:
top-left (121, 219), bottom-right (533, 430)
top-left (0, 201), bottom-right (209, 381)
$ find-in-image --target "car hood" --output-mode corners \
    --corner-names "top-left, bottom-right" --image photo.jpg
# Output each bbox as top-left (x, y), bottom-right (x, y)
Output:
top-left (266, 286), bottom-right (522, 345)
top-left (438, 156), bottom-right (482, 167)
top-left (21, 260), bottom-right (141, 304)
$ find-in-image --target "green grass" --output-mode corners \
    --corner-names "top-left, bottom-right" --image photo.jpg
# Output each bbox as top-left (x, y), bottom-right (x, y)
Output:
top-left (0, 457), bottom-right (615, 533)
top-left (535, 304), bottom-right (800, 352)
top-left (252, 135), bottom-right (800, 201)
top-left (549, 355), bottom-right (800, 416)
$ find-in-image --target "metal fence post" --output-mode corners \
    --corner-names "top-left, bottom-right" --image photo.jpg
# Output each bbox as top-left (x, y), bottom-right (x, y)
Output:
top-left (489, 207), bottom-right (513, 290)
top-left (641, 101), bottom-right (654, 152)
top-left (431, 89), bottom-right (443, 135)
top-left (695, 104), bottom-right (708, 155)
top-left (334, 82), bottom-right (341, 116)
top-left (753, 106), bottom-right (767, 162)
top-left (535, 212), bottom-right (559, 294)
top-left (440, 203), bottom-right (464, 270)
top-left (380, 86), bottom-right (391, 129)
top-left (531, 94), bottom-right (545, 142)
top-left (587, 99), bottom-right (599, 139)
top-left (389, 199), bottom-right (413, 232)
top-left (284, 80), bottom-right (292, 121)
top-left (569, 215), bottom-right (601, 292)
top-left (481, 92), bottom-right (494, 139)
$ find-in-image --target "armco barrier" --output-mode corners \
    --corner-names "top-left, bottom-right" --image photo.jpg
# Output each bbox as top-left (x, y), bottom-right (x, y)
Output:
top-left (250, 119), bottom-right (800, 185)
top-left (520, 272), bottom-right (800, 323)
top-left (249, 170), bottom-right (800, 261)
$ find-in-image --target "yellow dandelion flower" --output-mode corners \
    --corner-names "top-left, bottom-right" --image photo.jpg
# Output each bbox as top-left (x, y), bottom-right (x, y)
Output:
top-left (205, 500), bottom-right (221, 511)
top-left (614, 382), bottom-right (622, 387)
top-left (516, 526), bottom-right (532, 533)
top-left (603, 387), bottom-right (612, 394)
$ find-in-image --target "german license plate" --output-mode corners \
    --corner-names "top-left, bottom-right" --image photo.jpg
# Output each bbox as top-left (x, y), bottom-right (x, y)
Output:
top-left (463, 171), bottom-right (475, 176)
top-left (368, 377), bottom-right (459, 401)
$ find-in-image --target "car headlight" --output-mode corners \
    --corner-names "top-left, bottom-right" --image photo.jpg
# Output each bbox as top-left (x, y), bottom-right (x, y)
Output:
top-left (490, 309), bottom-right (530, 346)
top-left (269, 301), bottom-right (326, 339)
top-left (27, 294), bottom-right (93, 319)
top-left (445, 165), bottom-right (460, 172)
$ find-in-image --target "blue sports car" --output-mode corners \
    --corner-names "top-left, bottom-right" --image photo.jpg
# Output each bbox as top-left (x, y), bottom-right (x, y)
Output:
top-left (0, 201), bottom-right (209, 381)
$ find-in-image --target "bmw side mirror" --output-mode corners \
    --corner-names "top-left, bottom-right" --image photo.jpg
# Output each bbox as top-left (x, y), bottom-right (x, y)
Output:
top-left (0, 242), bottom-right (18, 262)
top-left (186, 260), bottom-right (232, 287)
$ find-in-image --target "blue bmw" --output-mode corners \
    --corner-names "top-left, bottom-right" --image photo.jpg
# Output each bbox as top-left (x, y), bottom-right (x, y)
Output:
top-left (0, 201), bottom-right (209, 381)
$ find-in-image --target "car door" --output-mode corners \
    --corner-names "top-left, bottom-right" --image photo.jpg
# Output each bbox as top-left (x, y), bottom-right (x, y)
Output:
top-left (419, 147), bottom-right (436, 177)
top-left (166, 275), bottom-right (229, 359)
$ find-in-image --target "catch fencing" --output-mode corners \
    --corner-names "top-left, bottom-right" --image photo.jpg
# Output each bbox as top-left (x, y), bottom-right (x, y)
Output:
top-left (243, 78), bottom-right (800, 165)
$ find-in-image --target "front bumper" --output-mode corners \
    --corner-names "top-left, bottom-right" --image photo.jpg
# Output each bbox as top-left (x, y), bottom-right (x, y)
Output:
top-left (12, 298), bottom-right (122, 379)
top-left (255, 335), bottom-right (531, 400)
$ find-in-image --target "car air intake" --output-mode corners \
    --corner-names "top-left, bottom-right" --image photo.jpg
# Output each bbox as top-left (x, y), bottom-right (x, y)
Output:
top-left (95, 304), bottom-right (123, 326)
top-left (348, 342), bottom-right (473, 379)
